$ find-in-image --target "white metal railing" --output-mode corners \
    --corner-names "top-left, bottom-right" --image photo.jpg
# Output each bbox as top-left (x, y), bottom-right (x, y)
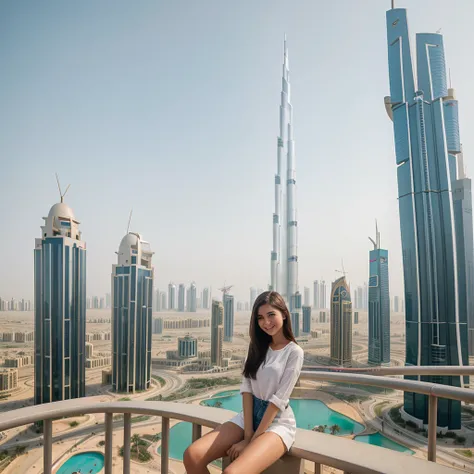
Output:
top-left (0, 367), bottom-right (473, 474)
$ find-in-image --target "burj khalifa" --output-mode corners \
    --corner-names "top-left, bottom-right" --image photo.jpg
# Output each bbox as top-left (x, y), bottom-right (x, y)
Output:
top-left (270, 37), bottom-right (300, 313)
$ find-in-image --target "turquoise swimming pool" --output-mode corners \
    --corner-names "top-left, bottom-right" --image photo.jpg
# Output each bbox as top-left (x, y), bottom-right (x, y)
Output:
top-left (354, 432), bottom-right (415, 454)
top-left (201, 390), bottom-right (365, 435)
top-left (56, 451), bottom-right (104, 474)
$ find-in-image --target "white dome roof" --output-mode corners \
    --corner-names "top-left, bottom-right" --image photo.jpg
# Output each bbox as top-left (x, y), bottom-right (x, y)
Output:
top-left (48, 202), bottom-right (75, 220)
top-left (118, 232), bottom-right (140, 254)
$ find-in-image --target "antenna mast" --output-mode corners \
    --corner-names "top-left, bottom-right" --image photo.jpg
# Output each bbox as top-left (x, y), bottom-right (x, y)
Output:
top-left (127, 209), bottom-right (133, 234)
top-left (55, 173), bottom-right (71, 203)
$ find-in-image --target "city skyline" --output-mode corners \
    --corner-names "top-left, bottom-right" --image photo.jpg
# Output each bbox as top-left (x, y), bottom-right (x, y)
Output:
top-left (5, 1), bottom-right (474, 304)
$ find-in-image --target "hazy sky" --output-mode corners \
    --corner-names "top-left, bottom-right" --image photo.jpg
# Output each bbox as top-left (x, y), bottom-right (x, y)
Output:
top-left (2, 0), bottom-right (474, 304)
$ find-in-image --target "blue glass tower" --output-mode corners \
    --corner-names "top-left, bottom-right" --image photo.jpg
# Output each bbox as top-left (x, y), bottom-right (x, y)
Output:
top-left (223, 294), bottom-right (234, 342)
top-left (34, 201), bottom-right (86, 404)
top-left (112, 232), bottom-right (154, 393)
top-left (385, 6), bottom-right (469, 428)
top-left (368, 224), bottom-right (390, 365)
top-left (302, 305), bottom-right (311, 334)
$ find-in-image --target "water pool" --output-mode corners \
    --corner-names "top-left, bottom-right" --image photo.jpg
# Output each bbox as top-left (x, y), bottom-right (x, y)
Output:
top-left (354, 432), bottom-right (415, 454)
top-left (56, 451), bottom-right (104, 474)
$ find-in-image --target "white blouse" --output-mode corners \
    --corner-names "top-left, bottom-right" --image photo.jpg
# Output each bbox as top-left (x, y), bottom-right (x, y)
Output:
top-left (228, 341), bottom-right (304, 450)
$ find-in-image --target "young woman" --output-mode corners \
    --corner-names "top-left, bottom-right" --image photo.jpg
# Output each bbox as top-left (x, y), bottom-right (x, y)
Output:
top-left (184, 291), bottom-right (304, 474)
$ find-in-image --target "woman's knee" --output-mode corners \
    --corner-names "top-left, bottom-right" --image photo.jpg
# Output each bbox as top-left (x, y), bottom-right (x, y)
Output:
top-left (183, 442), bottom-right (203, 468)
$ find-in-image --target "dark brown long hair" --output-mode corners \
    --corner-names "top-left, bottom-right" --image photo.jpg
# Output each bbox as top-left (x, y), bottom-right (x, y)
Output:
top-left (243, 291), bottom-right (297, 379)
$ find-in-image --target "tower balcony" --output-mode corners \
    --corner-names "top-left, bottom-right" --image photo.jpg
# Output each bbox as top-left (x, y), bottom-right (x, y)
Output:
top-left (0, 368), bottom-right (473, 474)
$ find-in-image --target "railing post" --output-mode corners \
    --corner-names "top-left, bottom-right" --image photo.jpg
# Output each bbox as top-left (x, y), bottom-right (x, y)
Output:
top-left (314, 463), bottom-right (322, 474)
top-left (428, 394), bottom-right (438, 462)
top-left (123, 413), bottom-right (131, 474)
top-left (192, 422), bottom-right (202, 442)
top-left (105, 412), bottom-right (113, 474)
top-left (43, 419), bottom-right (52, 474)
top-left (161, 416), bottom-right (170, 474)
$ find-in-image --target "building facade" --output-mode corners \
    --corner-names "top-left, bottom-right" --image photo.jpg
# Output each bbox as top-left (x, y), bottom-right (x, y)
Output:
top-left (178, 284), bottom-right (185, 312)
top-left (368, 225), bottom-right (390, 365)
top-left (330, 277), bottom-right (352, 366)
top-left (34, 201), bottom-right (86, 405)
top-left (302, 305), bottom-right (311, 334)
top-left (211, 300), bottom-right (224, 367)
top-left (178, 335), bottom-right (198, 358)
top-left (385, 6), bottom-right (470, 428)
top-left (270, 37), bottom-right (300, 316)
top-left (223, 294), bottom-right (234, 342)
top-left (112, 232), bottom-right (154, 393)
top-left (187, 282), bottom-right (197, 312)
top-left (168, 283), bottom-right (176, 310)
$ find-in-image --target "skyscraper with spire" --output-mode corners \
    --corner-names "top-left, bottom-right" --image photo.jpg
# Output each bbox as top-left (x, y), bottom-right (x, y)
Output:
top-left (385, 4), bottom-right (469, 428)
top-left (270, 36), bottom-right (299, 313)
top-left (368, 223), bottom-right (390, 365)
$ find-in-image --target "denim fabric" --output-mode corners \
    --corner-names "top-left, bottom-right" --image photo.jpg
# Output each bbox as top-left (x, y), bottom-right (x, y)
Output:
top-left (252, 395), bottom-right (269, 432)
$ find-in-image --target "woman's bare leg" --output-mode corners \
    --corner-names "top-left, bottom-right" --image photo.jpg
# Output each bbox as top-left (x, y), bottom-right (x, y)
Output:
top-left (223, 432), bottom-right (286, 474)
top-left (183, 422), bottom-right (244, 474)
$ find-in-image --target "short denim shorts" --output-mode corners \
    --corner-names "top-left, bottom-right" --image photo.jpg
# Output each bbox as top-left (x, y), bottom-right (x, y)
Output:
top-left (252, 395), bottom-right (269, 431)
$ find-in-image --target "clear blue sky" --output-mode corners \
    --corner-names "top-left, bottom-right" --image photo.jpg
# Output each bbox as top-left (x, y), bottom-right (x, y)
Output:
top-left (1, 0), bottom-right (474, 304)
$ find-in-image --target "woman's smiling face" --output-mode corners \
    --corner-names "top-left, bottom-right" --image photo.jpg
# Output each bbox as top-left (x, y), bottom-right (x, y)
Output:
top-left (257, 303), bottom-right (285, 337)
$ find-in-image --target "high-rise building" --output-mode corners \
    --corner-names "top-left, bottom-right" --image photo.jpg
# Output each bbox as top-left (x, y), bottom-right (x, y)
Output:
top-left (313, 281), bottom-right (320, 309)
top-left (202, 287), bottom-right (210, 310)
top-left (330, 277), bottom-right (352, 366)
top-left (394, 295), bottom-right (400, 313)
top-left (178, 335), bottom-right (198, 358)
top-left (304, 287), bottom-right (310, 307)
top-left (160, 292), bottom-right (167, 311)
top-left (270, 37), bottom-right (299, 312)
top-left (354, 312), bottom-right (359, 325)
top-left (223, 294), bottom-right (234, 342)
top-left (385, 5), bottom-right (469, 428)
top-left (368, 224), bottom-right (390, 365)
top-left (250, 287), bottom-right (257, 309)
top-left (319, 311), bottom-right (327, 324)
top-left (302, 306), bottom-right (311, 334)
top-left (291, 312), bottom-right (300, 337)
top-left (453, 153), bottom-right (474, 355)
top-left (168, 283), bottom-right (176, 310)
top-left (34, 200), bottom-right (86, 404)
top-left (112, 232), bottom-right (154, 393)
top-left (320, 281), bottom-right (327, 309)
top-left (356, 286), bottom-right (363, 311)
top-left (178, 284), bottom-right (185, 312)
top-left (153, 318), bottom-right (163, 335)
top-left (187, 282), bottom-right (197, 312)
top-left (211, 300), bottom-right (224, 366)
top-left (362, 282), bottom-right (368, 310)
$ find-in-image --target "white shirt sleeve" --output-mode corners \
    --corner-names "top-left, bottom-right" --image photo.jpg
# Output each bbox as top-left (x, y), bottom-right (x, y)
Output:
top-left (269, 349), bottom-right (303, 411)
top-left (240, 375), bottom-right (253, 395)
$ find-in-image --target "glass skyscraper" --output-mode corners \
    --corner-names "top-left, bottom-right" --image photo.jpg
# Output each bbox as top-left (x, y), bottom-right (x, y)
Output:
top-left (112, 232), bottom-right (154, 393)
top-left (368, 224), bottom-right (390, 365)
top-left (34, 201), bottom-right (86, 404)
top-left (223, 293), bottom-right (234, 342)
top-left (385, 6), bottom-right (469, 428)
top-left (330, 277), bottom-right (352, 366)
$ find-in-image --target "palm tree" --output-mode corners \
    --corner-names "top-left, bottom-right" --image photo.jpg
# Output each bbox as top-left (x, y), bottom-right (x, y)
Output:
top-left (312, 425), bottom-right (326, 433)
top-left (330, 424), bottom-right (341, 436)
top-left (131, 433), bottom-right (141, 456)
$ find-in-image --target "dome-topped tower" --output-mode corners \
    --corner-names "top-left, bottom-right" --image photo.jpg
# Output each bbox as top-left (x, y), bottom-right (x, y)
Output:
top-left (41, 201), bottom-right (81, 240)
top-left (116, 232), bottom-right (153, 268)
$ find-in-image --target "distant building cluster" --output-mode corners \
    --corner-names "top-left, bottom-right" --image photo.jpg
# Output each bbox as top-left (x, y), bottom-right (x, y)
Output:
top-left (0, 369), bottom-right (18, 393)
top-left (162, 318), bottom-right (210, 330)
top-left (0, 332), bottom-right (34, 343)
top-left (3, 355), bottom-right (33, 368)
top-left (85, 342), bottom-right (111, 369)
top-left (87, 318), bottom-right (111, 324)
top-left (0, 298), bottom-right (32, 312)
top-left (86, 294), bottom-right (111, 310)
top-left (153, 283), bottom-right (209, 312)
top-left (85, 332), bottom-right (111, 342)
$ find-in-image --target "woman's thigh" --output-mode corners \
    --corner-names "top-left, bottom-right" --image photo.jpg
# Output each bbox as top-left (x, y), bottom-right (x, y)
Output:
top-left (184, 422), bottom-right (244, 465)
top-left (224, 432), bottom-right (286, 474)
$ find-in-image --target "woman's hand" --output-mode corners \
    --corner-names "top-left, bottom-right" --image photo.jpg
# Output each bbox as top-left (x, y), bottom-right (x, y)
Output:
top-left (227, 439), bottom-right (250, 462)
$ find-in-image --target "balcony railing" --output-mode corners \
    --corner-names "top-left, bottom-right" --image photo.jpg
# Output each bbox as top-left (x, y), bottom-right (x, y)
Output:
top-left (0, 367), bottom-right (473, 474)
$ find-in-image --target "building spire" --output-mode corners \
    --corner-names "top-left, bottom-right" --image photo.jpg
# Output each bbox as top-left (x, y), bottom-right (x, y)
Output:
top-left (391, 0), bottom-right (395, 8)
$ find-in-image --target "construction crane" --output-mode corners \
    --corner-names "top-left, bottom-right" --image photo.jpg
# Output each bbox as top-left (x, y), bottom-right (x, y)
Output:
top-left (218, 284), bottom-right (233, 301)
top-left (335, 259), bottom-right (348, 279)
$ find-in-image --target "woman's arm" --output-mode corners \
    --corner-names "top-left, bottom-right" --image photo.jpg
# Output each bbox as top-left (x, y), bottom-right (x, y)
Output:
top-left (242, 392), bottom-right (254, 440)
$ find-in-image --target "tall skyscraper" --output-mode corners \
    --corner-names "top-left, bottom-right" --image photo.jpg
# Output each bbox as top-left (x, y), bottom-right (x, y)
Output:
top-left (178, 283), bottom-right (185, 312)
top-left (356, 286), bottom-right (363, 311)
top-left (168, 283), bottom-right (176, 310)
top-left (112, 232), bottom-right (154, 393)
top-left (330, 277), bottom-right (352, 366)
top-left (394, 295), bottom-right (400, 313)
top-left (320, 281), bottom-right (327, 309)
top-left (368, 224), bottom-right (390, 365)
top-left (160, 292), bottom-right (167, 311)
top-left (202, 287), bottom-right (210, 310)
top-left (302, 305), bottom-right (311, 334)
top-left (250, 287), bottom-right (257, 309)
top-left (313, 280), bottom-right (320, 309)
top-left (223, 294), bottom-right (234, 342)
top-left (211, 300), bottom-right (224, 366)
top-left (34, 200), bottom-right (86, 404)
top-left (385, 5), bottom-right (469, 428)
top-left (270, 37), bottom-right (299, 312)
top-left (187, 282), bottom-right (197, 312)
top-left (304, 287), bottom-right (310, 307)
